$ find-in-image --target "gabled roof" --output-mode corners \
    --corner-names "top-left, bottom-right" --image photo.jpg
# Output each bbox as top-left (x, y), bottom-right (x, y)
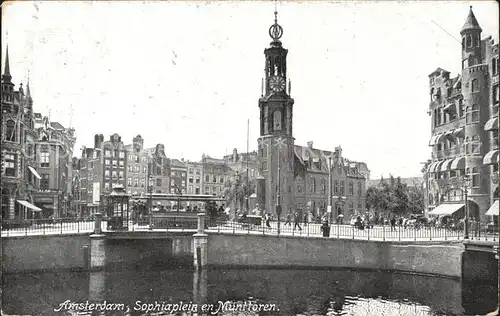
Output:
top-left (461, 7), bottom-right (482, 33)
top-left (428, 67), bottom-right (450, 77)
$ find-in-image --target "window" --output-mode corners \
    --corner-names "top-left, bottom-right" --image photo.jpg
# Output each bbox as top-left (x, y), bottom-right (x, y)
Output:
top-left (334, 180), bottom-right (339, 194)
top-left (119, 161), bottom-right (124, 167)
top-left (112, 171), bottom-right (117, 179)
top-left (105, 150), bottom-right (111, 157)
top-left (128, 154), bottom-right (134, 161)
top-left (105, 159), bottom-right (110, 165)
top-left (134, 178), bottom-right (139, 187)
top-left (471, 79), bottom-right (479, 93)
top-left (4, 153), bottom-right (16, 177)
top-left (262, 162), bottom-right (268, 171)
top-left (156, 167), bottom-right (161, 175)
top-left (195, 187), bottom-right (200, 194)
top-left (188, 186), bottom-right (193, 194)
top-left (119, 171), bottom-right (124, 178)
top-left (40, 145), bottom-right (50, 168)
top-left (128, 177), bottom-right (132, 186)
top-left (357, 182), bottom-right (362, 196)
top-left (462, 59), bottom-right (468, 70)
top-left (135, 166), bottom-right (140, 173)
top-left (357, 202), bottom-right (362, 211)
top-left (156, 179), bottom-right (162, 187)
top-left (348, 181), bottom-right (354, 196)
top-left (466, 35), bottom-right (472, 47)
top-left (196, 169), bottom-right (200, 175)
top-left (493, 57), bottom-right (499, 76)
top-left (104, 182), bottom-right (110, 190)
top-left (205, 175), bottom-right (210, 182)
top-left (309, 177), bottom-right (316, 193)
top-left (41, 173), bottom-right (49, 190)
top-left (172, 171), bottom-right (177, 177)
top-left (471, 104), bottom-right (479, 122)
top-left (340, 181), bottom-right (345, 196)
top-left (471, 167), bottom-right (480, 188)
top-left (195, 177), bottom-right (200, 184)
top-left (220, 176), bottom-right (224, 184)
top-left (189, 177), bottom-right (194, 183)
top-left (493, 84), bottom-right (499, 104)
top-left (459, 99), bottom-right (465, 117)
top-left (471, 135), bottom-right (480, 154)
top-left (349, 201), bottom-right (354, 213)
top-left (273, 110), bottom-right (282, 131)
top-left (140, 179), bottom-right (145, 187)
top-left (297, 185), bottom-right (302, 193)
top-left (112, 160), bottom-right (117, 167)
top-left (5, 120), bottom-right (16, 141)
top-left (320, 179), bottom-right (326, 194)
top-left (143, 166), bottom-right (147, 173)
top-left (171, 179), bottom-right (175, 185)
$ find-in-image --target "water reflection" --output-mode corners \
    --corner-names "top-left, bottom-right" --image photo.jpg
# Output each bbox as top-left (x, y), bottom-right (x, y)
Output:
top-left (2, 268), bottom-right (497, 316)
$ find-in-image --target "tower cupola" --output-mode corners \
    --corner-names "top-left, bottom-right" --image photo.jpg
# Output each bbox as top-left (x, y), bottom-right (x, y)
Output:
top-left (460, 6), bottom-right (483, 68)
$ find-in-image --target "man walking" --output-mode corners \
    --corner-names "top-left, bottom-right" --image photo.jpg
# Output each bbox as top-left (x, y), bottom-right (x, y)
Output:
top-left (294, 212), bottom-right (302, 231)
top-left (390, 217), bottom-right (396, 232)
top-left (284, 211), bottom-right (292, 226)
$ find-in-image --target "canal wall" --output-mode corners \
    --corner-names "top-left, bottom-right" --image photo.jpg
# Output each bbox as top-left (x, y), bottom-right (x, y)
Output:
top-left (206, 233), bottom-right (465, 278)
top-left (2, 234), bottom-right (90, 273)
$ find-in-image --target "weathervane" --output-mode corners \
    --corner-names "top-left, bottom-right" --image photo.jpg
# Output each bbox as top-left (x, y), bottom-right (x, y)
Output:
top-left (269, 2), bottom-right (283, 42)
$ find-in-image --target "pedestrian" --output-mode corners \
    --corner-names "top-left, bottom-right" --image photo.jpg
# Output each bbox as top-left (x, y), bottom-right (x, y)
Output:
top-left (390, 217), bottom-right (396, 232)
top-left (398, 217), bottom-right (403, 227)
top-left (265, 213), bottom-right (271, 228)
top-left (294, 212), bottom-right (302, 231)
top-left (303, 211), bottom-right (308, 226)
top-left (284, 211), bottom-right (292, 226)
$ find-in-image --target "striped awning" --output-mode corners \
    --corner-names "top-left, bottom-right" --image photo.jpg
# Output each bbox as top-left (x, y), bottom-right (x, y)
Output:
top-left (440, 159), bottom-right (454, 172)
top-left (450, 157), bottom-right (465, 170)
top-left (429, 134), bottom-right (445, 146)
top-left (484, 117), bottom-right (498, 131)
top-left (483, 150), bottom-right (499, 165)
top-left (432, 161), bottom-right (445, 173)
top-left (485, 200), bottom-right (499, 216)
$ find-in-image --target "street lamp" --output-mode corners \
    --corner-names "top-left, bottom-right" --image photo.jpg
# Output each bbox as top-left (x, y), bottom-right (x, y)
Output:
top-left (463, 175), bottom-right (470, 239)
top-left (148, 174), bottom-right (154, 229)
top-left (328, 153), bottom-right (333, 224)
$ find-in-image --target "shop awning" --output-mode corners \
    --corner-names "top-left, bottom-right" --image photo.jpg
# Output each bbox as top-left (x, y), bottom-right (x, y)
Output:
top-left (17, 200), bottom-right (42, 212)
top-left (429, 134), bottom-right (444, 146)
top-left (484, 117), bottom-right (498, 131)
top-left (483, 150), bottom-right (499, 165)
top-left (440, 159), bottom-right (454, 172)
top-left (450, 157), bottom-right (465, 170)
top-left (428, 203), bottom-right (464, 215)
top-left (432, 161), bottom-right (445, 173)
top-left (453, 127), bottom-right (465, 137)
top-left (28, 166), bottom-right (41, 180)
top-left (485, 200), bottom-right (499, 216)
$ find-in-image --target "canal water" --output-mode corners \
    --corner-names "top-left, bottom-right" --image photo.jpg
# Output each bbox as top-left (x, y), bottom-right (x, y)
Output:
top-left (2, 267), bottom-right (497, 316)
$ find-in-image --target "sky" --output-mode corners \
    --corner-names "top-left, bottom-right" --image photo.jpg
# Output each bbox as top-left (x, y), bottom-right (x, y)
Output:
top-left (2, 1), bottom-right (499, 179)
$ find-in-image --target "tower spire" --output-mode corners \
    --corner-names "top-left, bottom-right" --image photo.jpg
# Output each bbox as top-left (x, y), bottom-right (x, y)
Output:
top-left (269, 2), bottom-right (283, 43)
top-left (2, 45), bottom-right (12, 83)
top-left (461, 5), bottom-right (482, 34)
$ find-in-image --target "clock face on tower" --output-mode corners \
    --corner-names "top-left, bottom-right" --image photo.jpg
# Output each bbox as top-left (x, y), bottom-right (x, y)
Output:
top-left (269, 76), bottom-right (286, 92)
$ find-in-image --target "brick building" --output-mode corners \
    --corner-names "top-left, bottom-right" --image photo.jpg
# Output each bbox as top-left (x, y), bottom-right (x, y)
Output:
top-left (170, 159), bottom-right (187, 195)
top-left (1, 47), bottom-right (40, 220)
top-left (202, 155), bottom-right (232, 197)
top-left (124, 135), bottom-right (149, 196)
top-left (33, 116), bottom-right (76, 217)
top-left (425, 7), bottom-right (499, 221)
top-left (224, 148), bottom-right (259, 181)
top-left (256, 13), bottom-right (368, 220)
top-left (186, 161), bottom-right (202, 195)
top-left (148, 144), bottom-right (171, 194)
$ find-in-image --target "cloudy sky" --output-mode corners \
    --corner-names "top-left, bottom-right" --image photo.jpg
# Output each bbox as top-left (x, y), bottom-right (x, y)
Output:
top-left (2, 1), bottom-right (499, 178)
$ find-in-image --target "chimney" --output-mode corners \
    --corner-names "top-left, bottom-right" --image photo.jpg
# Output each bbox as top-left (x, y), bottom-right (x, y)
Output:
top-left (307, 141), bottom-right (313, 148)
top-left (232, 148), bottom-right (238, 162)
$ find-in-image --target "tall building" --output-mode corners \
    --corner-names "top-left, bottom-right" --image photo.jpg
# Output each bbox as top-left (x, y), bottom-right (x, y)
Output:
top-left (148, 144), bottom-right (171, 194)
top-left (33, 115), bottom-right (76, 217)
top-left (80, 133), bottom-right (127, 214)
top-left (170, 159), bottom-right (187, 194)
top-left (201, 155), bottom-right (232, 197)
top-left (256, 12), bottom-right (368, 219)
top-left (224, 148), bottom-right (259, 181)
top-left (425, 7), bottom-right (499, 221)
top-left (186, 161), bottom-right (203, 195)
top-left (124, 135), bottom-right (149, 196)
top-left (1, 47), bottom-right (39, 220)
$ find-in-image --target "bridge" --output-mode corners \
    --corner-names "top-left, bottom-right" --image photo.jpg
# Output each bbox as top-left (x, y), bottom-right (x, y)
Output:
top-left (1, 213), bottom-right (498, 282)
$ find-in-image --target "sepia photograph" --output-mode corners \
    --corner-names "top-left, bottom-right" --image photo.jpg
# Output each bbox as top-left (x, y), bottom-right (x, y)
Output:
top-left (1, 1), bottom-right (499, 315)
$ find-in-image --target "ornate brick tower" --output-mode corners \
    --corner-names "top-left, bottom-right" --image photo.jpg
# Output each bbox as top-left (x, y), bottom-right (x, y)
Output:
top-left (257, 11), bottom-right (295, 218)
top-left (460, 6), bottom-right (491, 220)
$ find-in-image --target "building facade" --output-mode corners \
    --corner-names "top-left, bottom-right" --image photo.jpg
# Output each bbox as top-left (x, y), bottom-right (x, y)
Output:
top-left (224, 148), bottom-right (259, 181)
top-left (425, 7), bottom-right (499, 222)
top-left (148, 144), bottom-right (171, 194)
top-left (33, 116), bottom-right (76, 217)
top-left (170, 159), bottom-right (187, 195)
top-left (1, 47), bottom-right (40, 220)
top-left (124, 135), bottom-right (149, 196)
top-left (202, 155), bottom-right (232, 197)
top-left (186, 161), bottom-right (203, 195)
top-left (256, 13), bottom-right (368, 220)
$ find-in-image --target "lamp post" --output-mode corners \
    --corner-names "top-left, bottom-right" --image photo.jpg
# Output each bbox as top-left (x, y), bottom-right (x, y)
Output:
top-left (148, 174), bottom-right (153, 229)
top-left (463, 175), bottom-right (470, 239)
top-left (328, 154), bottom-right (333, 224)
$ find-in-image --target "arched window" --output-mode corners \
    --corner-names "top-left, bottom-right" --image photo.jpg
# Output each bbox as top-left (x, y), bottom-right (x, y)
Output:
top-left (5, 120), bottom-right (16, 142)
top-left (273, 110), bottom-right (282, 131)
top-left (466, 35), bottom-right (472, 47)
top-left (465, 106), bottom-right (471, 124)
top-left (471, 104), bottom-right (479, 122)
top-left (473, 35), bottom-right (478, 47)
top-left (19, 123), bottom-right (24, 145)
top-left (471, 79), bottom-right (479, 92)
top-left (471, 135), bottom-right (480, 154)
top-left (263, 106), bottom-right (269, 134)
top-left (357, 182), bottom-right (362, 196)
top-left (348, 181), bottom-right (354, 195)
top-left (465, 136), bottom-right (470, 154)
top-left (471, 167), bottom-right (480, 187)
